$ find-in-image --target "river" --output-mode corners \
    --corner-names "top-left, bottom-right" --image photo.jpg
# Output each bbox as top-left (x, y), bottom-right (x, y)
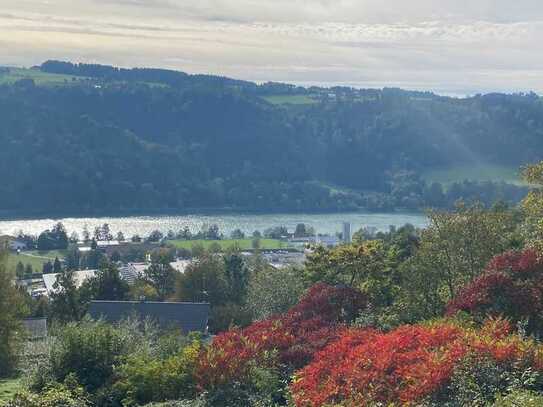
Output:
top-left (0, 212), bottom-right (428, 238)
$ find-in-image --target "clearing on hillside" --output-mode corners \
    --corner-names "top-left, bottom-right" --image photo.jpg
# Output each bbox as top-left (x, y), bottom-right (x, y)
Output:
top-left (262, 94), bottom-right (318, 105)
top-left (0, 67), bottom-right (87, 86)
top-left (422, 164), bottom-right (525, 186)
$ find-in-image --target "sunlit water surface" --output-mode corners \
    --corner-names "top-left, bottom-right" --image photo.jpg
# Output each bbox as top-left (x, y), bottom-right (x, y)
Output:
top-left (0, 212), bottom-right (428, 238)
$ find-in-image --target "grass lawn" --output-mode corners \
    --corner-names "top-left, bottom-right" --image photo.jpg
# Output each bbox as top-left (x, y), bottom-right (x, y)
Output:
top-left (0, 67), bottom-right (88, 86)
top-left (262, 94), bottom-right (318, 105)
top-left (422, 164), bottom-right (526, 187)
top-left (0, 377), bottom-right (22, 404)
top-left (6, 250), bottom-right (67, 274)
top-left (168, 238), bottom-right (287, 251)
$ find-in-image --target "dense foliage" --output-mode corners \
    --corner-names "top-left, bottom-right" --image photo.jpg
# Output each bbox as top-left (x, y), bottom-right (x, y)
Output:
top-left (399, 203), bottom-right (520, 321)
top-left (447, 249), bottom-right (543, 335)
top-left (0, 61), bottom-right (537, 214)
top-left (197, 284), bottom-right (368, 398)
top-left (291, 318), bottom-right (543, 406)
top-left (114, 336), bottom-right (201, 406)
top-left (36, 223), bottom-right (69, 250)
top-left (26, 319), bottom-right (202, 406)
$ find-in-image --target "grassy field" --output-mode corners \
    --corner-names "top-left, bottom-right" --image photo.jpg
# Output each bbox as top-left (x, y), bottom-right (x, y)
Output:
top-left (6, 250), bottom-right (67, 274)
top-left (0, 67), bottom-right (88, 86)
top-left (422, 164), bottom-right (525, 186)
top-left (0, 67), bottom-right (167, 88)
top-left (168, 238), bottom-right (287, 251)
top-left (262, 94), bottom-right (318, 105)
top-left (0, 377), bottom-right (22, 404)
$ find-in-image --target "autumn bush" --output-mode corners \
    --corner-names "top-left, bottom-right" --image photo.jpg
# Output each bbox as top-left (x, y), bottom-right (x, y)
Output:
top-left (197, 283), bottom-right (369, 396)
top-left (447, 249), bottom-right (543, 334)
top-left (290, 318), bottom-right (543, 406)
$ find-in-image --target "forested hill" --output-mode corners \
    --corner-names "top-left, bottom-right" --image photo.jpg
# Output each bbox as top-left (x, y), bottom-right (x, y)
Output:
top-left (0, 60), bottom-right (541, 215)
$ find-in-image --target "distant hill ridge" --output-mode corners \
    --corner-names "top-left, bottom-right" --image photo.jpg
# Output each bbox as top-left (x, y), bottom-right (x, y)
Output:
top-left (0, 60), bottom-right (538, 215)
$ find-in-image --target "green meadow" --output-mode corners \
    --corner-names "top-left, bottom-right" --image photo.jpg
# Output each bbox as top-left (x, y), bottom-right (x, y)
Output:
top-left (0, 67), bottom-right (87, 86)
top-left (6, 250), bottom-right (67, 274)
top-left (168, 238), bottom-right (287, 251)
top-left (422, 164), bottom-right (526, 187)
top-left (262, 94), bottom-right (318, 105)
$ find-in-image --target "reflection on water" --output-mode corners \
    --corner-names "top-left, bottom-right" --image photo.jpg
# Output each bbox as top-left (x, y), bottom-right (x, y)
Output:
top-left (0, 212), bottom-right (428, 238)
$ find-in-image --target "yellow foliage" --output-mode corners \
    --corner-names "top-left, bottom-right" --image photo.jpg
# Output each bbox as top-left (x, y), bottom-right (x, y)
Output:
top-left (522, 162), bottom-right (543, 249)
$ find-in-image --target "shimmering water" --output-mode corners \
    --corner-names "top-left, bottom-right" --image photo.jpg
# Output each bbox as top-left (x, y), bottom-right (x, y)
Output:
top-left (0, 212), bottom-right (428, 238)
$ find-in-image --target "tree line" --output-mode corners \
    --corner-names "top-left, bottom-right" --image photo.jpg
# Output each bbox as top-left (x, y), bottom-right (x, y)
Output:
top-left (0, 62), bottom-right (538, 215)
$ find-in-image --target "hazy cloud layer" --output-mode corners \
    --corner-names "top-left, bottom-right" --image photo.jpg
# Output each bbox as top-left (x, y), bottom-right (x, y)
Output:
top-left (2, 0), bottom-right (543, 94)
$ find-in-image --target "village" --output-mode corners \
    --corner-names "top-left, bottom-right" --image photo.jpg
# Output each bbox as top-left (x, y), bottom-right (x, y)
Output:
top-left (1, 221), bottom-right (356, 340)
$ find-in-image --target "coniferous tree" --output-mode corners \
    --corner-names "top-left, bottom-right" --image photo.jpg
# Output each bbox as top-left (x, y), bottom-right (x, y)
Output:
top-left (65, 246), bottom-right (81, 271)
top-left (49, 268), bottom-right (87, 322)
top-left (42, 261), bottom-right (53, 274)
top-left (53, 257), bottom-right (62, 274)
top-left (84, 263), bottom-right (130, 301)
top-left (24, 264), bottom-right (33, 279)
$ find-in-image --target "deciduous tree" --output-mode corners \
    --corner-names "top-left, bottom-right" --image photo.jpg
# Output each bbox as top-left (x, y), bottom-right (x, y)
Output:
top-left (0, 251), bottom-right (27, 376)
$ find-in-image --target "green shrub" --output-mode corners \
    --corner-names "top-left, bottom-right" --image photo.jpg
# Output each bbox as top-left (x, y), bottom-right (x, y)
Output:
top-left (47, 320), bottom-right (135, 392)
top-left (426, 355), bottom-right (542, 407)
top-left (115, 338), bottom-right (201, 406)
top-left (246, 266), bottom-right (304, 321)
top-left (28, 318), bottom-right (154, 399)
top-left (209, 303), bottom-right (253, 333)
top-left (493, 389), bottom-right (543, 406)
top-left (5, 382), bottom-right (89, 407)
top-left (202, 362), bottom-right (285, 407)
top-left (25, 319), bottom-right (203, 405)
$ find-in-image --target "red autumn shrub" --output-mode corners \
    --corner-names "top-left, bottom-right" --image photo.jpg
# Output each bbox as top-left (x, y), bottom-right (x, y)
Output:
top-left (290, 318), bottom-right (543, 407)
top-left (197, 283), bottom-right (368, 390)
top-left (447, 249), bottom-right (543, 333)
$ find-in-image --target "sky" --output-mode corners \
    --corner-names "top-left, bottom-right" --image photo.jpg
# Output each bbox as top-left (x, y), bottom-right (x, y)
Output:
top-left (2, 0), bottom-right (543, 95)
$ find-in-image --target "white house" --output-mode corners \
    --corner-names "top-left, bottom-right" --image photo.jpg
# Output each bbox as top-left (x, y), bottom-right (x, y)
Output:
top-left (170, 260), bottom-right (190, 274)
top-left (316, 235), bottom-right (340, 247)
top-left (42, 270), bottom-right (97, 295)
top-left (78, 240), bottom-right (121, 252)
top-left (119, 260), bottom-right (189, 285)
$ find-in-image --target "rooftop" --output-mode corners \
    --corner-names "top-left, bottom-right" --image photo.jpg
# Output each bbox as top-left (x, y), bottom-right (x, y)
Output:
top-left (88, 300), bottom-right (210, 334)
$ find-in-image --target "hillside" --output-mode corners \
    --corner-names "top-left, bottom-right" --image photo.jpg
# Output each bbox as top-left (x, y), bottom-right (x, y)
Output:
top-left (0, 61), bottom-right (540, 215)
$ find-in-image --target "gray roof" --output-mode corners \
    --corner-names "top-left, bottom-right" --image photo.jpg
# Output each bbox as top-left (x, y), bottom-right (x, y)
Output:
top-left (22, 318), bottom-right (48, 339)
top-left (88, 300), bottom-right (210, 334)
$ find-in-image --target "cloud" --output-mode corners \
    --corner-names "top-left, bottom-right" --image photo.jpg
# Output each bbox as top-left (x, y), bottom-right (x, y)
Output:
top-left (1, 0), bottom-right (543, 95)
